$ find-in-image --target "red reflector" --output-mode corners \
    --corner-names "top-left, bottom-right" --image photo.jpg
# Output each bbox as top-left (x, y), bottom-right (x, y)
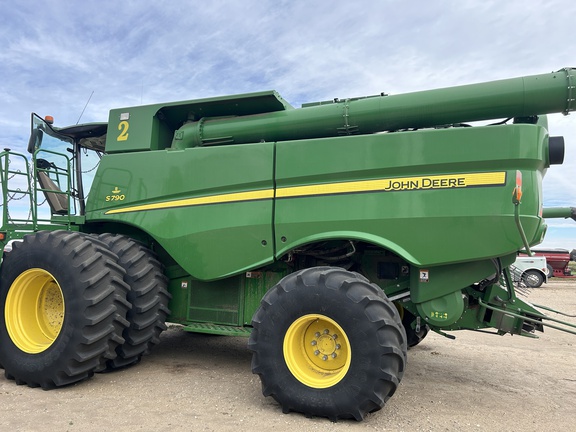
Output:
top-left (514, 170), bottom-right (523, 202)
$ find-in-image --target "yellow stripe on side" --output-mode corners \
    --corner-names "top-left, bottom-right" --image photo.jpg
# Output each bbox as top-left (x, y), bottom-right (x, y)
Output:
top-left (105, 189), bottom-right (275, 215)
top-left (276, 172), bottom-right (506, 198)
top-left (104, 172), bottom-right (506, 215)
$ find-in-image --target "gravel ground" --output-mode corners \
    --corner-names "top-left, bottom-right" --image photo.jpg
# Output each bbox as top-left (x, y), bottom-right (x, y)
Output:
top-left (1, 279), bottom-right (575, 432)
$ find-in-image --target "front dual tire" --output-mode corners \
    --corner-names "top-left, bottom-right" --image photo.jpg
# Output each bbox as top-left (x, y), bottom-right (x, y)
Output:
top-left (0, 231), bottom-right (130, 389)
top-left (96, 234), bottom-right (170, 370)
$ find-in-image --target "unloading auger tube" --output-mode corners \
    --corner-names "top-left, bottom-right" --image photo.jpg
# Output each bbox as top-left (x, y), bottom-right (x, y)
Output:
top-left (542, 207), bottom-right (576, 221)
top-left (172, 68), bottom-right (576, 148)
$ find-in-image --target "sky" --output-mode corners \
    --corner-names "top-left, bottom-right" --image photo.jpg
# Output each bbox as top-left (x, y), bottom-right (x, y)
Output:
top-left (0, 0), bottom-right (575, 249)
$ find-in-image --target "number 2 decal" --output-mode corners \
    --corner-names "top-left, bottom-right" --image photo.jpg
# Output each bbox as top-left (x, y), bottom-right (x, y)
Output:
top-left (117, 120), bottom-right (129, 141)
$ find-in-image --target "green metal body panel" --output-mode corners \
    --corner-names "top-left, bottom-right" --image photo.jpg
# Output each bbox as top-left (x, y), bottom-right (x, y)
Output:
top-left (166, 270), bottom-right (284, 328)
top-left (274, 124), bottom-right (547, 267)
top-left (85, 143), bottom-right (275, 280)
top-left (409, 254), bottom-right (517, 304)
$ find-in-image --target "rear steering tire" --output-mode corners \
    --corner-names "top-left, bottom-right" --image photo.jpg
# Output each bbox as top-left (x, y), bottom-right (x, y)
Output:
top-left (0, 231), bottom-right (130, 389)
top-left (96, 234), bottom-right (170, 370)
top-left (249, 267), bottom-right (407, 421)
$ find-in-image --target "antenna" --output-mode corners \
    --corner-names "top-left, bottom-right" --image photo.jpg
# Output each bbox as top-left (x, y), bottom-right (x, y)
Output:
top-left (76, 91), bottom-right (94, 124)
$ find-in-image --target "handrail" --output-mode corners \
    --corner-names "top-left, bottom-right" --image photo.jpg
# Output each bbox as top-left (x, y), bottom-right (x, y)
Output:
top-left (1, 148), bottom-right (74, 236)
top-left (0, 150), bottom-right (35, 231)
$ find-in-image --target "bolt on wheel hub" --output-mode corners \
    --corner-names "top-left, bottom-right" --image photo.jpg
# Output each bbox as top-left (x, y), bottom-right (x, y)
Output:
top-left (311, 330), bottom-right (341, 360)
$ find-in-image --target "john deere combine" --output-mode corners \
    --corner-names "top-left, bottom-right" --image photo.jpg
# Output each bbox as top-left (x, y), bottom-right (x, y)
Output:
top-left (1, 67), bottom-right (575, 420)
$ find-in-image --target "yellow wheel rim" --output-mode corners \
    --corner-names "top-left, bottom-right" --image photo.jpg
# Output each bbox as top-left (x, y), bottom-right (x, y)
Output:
top-left (5, 268), bottom-right (65, 354)
top-left (283, 314), bottom-right (351, 388)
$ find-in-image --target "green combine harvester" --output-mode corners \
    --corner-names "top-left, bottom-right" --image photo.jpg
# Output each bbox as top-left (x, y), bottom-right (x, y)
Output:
top-left (1, 68), bottom-right (575, 421)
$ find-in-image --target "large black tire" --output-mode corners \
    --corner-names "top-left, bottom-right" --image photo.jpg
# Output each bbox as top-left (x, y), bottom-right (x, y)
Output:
top-left (0, 231), bottom-right (130, 389)
top-left (523, 270), bottom-right (544, 288)
top-left (248, 267), bottom-right (407, 421)
top-left (97, 234), bottom-right (170, 370)
top-left (546, 264), bottom-right (554, 278)
top-left (401, 310), bottom-right (429, 348)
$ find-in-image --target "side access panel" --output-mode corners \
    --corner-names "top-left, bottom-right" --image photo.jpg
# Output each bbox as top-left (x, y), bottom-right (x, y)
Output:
top-left (85, 143), bottom-right (275, 280)
top-left (274, 124), bottom-right (547, 267)
top-left (167, 270), bottom-right (286, 329)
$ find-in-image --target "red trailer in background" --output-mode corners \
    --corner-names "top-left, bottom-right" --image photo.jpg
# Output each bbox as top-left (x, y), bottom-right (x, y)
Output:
top-left (527, 249), bottom-right (576, 278)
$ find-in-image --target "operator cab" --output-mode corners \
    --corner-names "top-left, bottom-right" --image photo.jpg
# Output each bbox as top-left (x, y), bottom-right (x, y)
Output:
top-left (28, 113), bottom-right (107, 216)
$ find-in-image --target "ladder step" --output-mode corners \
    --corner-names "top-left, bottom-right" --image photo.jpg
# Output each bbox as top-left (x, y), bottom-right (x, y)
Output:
top-left (181, 323), bottom-right (252, 337)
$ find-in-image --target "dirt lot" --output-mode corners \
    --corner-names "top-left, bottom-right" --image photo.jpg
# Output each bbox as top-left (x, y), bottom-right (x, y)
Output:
top-left (1, 279), bottom-right (575, 432)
